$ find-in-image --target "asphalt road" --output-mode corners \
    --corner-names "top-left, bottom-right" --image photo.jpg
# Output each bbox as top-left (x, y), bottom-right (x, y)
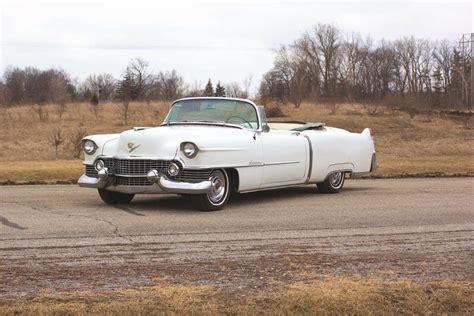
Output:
top-left (1, 178), bottom-right (473, 298)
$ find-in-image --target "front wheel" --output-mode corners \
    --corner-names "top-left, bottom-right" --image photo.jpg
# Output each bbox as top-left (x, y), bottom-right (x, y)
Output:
top-left (191, 169), bottom-right (230, 211)
top-left (317, 172), bottom-right (345, 194)
top-left (98, 189), bottom-right (135, 204)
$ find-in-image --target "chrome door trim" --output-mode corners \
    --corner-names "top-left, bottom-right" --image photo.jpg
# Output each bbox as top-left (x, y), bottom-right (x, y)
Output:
top-left (303, 135), bottom-right (313, 184)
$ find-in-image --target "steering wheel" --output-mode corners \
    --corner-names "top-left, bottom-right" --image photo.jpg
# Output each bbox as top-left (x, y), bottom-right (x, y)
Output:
top-left (225, 116), bottom-right (253, 129)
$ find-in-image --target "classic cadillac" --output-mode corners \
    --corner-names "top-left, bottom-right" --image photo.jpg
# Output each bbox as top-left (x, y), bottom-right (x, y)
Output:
top-left (79, 97), bottom-right (377, 211)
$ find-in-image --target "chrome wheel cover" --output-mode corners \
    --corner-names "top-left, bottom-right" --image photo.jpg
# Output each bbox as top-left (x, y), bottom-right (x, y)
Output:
top-left (208, 170), bottom-right (227, 204)
top-left (328, 172), bottom-right (344, 189)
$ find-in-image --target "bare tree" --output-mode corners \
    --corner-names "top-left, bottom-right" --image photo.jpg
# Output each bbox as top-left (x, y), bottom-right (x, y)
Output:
top-left (0, 80), bottom-right (6, 105)
top-left (3, 66), bottom-right (25, 105)
top-left (127, 58), bottom-right (153, 99)
top-left (119, 100), bottom-right (131, 125)
top-left (69, 128), bottom-right (87, 159)
top-left (226, 82), bottom-right (244, 98)
top-left (242, 73), bottom-right (253, 99)
top-left (433, 40), bottom-right (453, 105)
top-left (90, 93), bottom-right (99, 118)
top-left (158, 70), bottom-right (185, 100)
top-left (115, 58), bottom-right (153, 102)
top-left (298, 23), bottom-right (341, 98)
top-left (185, 80), bottom-right (203, 97)
top-left (49, 128), bottom-right (65, 159)
top-left (116, 68), bottom-right (135, 125)
top-left (82, 73), bottom-right (116, 101)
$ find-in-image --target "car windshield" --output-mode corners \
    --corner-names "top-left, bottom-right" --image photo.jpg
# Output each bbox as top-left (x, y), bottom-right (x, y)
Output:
top-left (163, 99), bottom-right (259, 130)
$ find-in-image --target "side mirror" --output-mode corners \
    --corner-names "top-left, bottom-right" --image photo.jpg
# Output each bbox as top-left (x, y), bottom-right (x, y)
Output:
top-left (262, 124), bottom-right (270, 133)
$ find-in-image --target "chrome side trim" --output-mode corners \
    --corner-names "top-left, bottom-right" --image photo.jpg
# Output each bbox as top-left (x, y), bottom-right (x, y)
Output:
top-left (303, 135), bottom-right (313, 184)
top-left (180, 162), bottom-right (298, 170)
top-left (239, 182), bottom-right (310, 194)
top-left (89, 156), bottom-right (302, 171)
top-left (264, 161), bottom-right (300, 166)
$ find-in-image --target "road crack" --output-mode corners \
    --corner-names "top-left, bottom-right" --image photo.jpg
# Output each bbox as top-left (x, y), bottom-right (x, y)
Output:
top-left (0, 215), bottom-right (28, 230)
top-left (0, 199), bottom-right (134, 243)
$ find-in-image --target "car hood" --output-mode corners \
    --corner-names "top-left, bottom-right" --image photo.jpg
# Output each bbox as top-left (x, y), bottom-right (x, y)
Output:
top-left (102, 125), bottom-right (253, 159)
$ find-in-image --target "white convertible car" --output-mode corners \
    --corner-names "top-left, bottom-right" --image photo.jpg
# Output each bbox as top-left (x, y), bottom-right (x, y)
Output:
top-left (79, 97), bottom-right (377, 211)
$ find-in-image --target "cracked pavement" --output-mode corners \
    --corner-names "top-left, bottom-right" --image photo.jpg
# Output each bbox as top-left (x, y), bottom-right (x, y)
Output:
top-left (0, 178), bottom-right (473, 298)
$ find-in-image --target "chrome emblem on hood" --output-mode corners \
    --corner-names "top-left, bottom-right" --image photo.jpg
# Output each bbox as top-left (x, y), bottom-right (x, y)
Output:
top-left (127, 142), bottom-right (141, 153)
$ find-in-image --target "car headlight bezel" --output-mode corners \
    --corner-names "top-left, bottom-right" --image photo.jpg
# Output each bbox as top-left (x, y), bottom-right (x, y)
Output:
top-left (167, 162), bottom-right (180, 177)
top-left (94, 159), bottom-right (105, 171)
top-left (181, 142), bottom-right (199, 158)
top-left (83, 139), bottom-right (97, 155)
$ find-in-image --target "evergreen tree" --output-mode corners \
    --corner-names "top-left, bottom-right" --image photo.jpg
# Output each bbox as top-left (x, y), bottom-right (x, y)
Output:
top-left (203, 79), bottom-right (214, 96)
top-left (116, 70), bottom-right (138, 101)
top-left (214, 81), bottom-right (226, 97)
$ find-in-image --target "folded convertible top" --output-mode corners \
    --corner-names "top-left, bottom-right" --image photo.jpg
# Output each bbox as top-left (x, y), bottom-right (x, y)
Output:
top-left (291, 122), bottom-right (326, 131)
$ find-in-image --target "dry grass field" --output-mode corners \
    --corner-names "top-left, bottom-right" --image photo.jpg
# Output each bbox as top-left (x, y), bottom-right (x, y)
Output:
top-left (1, 276), bottom-right (472, 315)
top-left (0, 101), bottom-right (473, 182)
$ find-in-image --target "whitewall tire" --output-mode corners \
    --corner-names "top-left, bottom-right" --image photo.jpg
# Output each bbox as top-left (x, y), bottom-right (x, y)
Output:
top-left (317, 172), bottom-right (345, 194)
top-left (191, 169), bottom-right (230, 211)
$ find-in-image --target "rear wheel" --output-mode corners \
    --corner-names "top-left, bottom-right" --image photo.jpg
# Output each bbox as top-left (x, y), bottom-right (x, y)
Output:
top-left (191, 169), bottom-right (230, 211)
top-left (98, 189), bottom-right (135, 204)
top-left (317, 172), bottom-right (345, 194)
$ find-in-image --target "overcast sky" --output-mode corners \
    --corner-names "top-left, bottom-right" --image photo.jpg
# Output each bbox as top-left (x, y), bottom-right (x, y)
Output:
top-left (0, 0), bottom-right (472, 91)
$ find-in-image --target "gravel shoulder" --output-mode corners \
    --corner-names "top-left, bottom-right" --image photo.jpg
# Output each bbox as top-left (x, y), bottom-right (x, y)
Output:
top-left (0, 178), bottom-right (473, 301)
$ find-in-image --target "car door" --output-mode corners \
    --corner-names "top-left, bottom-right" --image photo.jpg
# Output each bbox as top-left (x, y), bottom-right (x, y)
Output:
top-left (258, 130), bottom-right (308, 187)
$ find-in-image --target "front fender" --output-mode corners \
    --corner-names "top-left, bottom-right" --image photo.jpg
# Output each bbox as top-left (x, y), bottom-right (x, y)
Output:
top-left (82, 134), bottom-right (119, 164)
top-left (177, 134), bottom-right (260, 169)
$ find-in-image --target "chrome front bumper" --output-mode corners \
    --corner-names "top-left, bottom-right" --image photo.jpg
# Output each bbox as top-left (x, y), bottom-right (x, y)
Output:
top-left (78, 174), bottom-right (108, 189)
top-left (78, 172), bottom-right (212, 195)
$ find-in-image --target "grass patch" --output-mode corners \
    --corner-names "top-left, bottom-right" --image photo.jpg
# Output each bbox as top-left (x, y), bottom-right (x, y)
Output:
top-left (0, 160), bottom-right (82, 183)
top-left (373, 154), bottom-right (474, 177)
top-left (1, 277), bottom-right (472, 315)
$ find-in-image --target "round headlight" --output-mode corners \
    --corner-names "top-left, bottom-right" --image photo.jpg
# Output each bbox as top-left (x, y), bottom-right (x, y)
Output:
top-left (94, 159), bottom-right (105, 171)
top-left (83, 140), bottom-right (97, 155)
top-left (167, 162), bottom-right (180, 177)
top-left (182, 142), bottom-right (198, 158)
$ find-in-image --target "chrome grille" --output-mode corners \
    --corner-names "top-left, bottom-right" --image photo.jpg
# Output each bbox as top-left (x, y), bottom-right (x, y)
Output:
top-left (116, 176), bottom-right (152, 186)
top-left (85, 165), bottom-right (97, 176)
top-left (103, 158), bottom-right (171, 176)
top-left (176, 170), bottom-right (212, 183)
top-left (84, 158), bottom-right (213, 186)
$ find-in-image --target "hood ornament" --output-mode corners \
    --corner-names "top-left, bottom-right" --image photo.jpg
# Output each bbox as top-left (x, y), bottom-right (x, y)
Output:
top-left (127, 142), bottom-right (141, 153)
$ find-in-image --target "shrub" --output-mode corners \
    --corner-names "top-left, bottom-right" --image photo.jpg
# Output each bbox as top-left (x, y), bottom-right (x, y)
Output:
top-left (266, 106), bottom-right (285, 118)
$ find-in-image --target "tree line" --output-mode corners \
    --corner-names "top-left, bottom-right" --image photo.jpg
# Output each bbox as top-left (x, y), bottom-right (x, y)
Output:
top-left (0, 57), bottom-right (251, 107)
top-left (0, 23), bottom-right (470, 109)
top-left (259, 24), bottom-right (471, 109)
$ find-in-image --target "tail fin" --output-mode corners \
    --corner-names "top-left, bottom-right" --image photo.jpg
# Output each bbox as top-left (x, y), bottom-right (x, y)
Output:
top-left (362, 128), bottom-right (372, 137)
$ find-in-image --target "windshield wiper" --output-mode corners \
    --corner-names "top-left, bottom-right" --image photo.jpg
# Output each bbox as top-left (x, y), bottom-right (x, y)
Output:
top-left (163, 120), bottom-right (242, 129)
top-left (194, 121), bottom-right (244, 128)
